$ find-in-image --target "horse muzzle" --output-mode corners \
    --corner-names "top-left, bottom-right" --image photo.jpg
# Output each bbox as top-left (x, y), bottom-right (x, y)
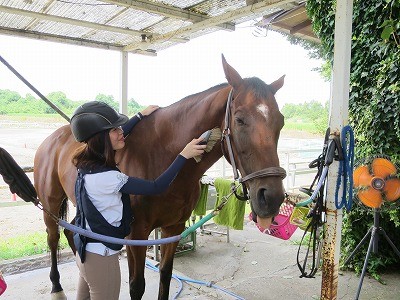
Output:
top-left (250, 186), bottom-right (285, 229)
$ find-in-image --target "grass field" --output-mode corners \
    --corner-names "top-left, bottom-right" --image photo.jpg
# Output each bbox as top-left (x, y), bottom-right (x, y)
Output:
top-left (283, 120), bottom-right (323, 134)
top-left (0, 114), bottom-right (321, 135)
top-left (0, 113), bottom-right (67, 123)
top-left (0, 232), bottom-right (69, 260)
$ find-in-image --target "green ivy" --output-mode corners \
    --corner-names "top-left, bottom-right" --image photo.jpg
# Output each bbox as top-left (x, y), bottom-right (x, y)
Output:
top-left (307, 0), bottom-right (400, 278)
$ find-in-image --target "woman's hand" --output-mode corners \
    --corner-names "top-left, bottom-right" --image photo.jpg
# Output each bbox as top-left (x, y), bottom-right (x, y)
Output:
top-left (180, 138), bottom-right (207, 159)
top-left (141, 105), bottom-right (160, 116)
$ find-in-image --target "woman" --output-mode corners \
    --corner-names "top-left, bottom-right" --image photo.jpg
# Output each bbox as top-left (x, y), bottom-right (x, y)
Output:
top-left (70, 101), bottom-right (206, 300)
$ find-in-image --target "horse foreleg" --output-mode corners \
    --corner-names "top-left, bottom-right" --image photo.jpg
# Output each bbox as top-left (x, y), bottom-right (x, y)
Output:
top-left (158, 224), bottom-right (185, 300)
top-left (43, 213), bottom-right (67, 300)
top-left (126, 244), bottom-right (147, 300)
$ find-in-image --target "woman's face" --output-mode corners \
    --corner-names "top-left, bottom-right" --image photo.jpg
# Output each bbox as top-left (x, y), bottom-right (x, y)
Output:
top-left (109, 127), bottom-right (125, 150)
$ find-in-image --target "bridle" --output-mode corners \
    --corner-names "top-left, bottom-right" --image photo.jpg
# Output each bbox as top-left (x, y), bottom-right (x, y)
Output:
top-left (221, 89), bottom-right (287, 200)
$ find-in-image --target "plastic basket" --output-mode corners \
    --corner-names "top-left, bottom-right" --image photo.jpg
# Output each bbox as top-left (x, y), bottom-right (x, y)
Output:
top-left (290, 206), bottom-right (312, 231)
top-left (250, 202), bottom-right (297, 240)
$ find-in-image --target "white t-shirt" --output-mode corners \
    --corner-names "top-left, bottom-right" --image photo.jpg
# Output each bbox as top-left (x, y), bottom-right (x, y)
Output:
top-left (83, 170), bottom-right (129, 256)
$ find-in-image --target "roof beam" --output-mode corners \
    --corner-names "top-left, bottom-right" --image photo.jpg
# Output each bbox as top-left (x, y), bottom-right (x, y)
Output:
top-left (0, 5), bottom-right (191, 44)
top-left (290, 19), bottom-right (312, 34)
top-left (24, 0), bottom-right (56, 31)
top-left (0, 27), bottom-right (123, 51)
top-left (124, 0), bottom-right (294, 51)
top-left (0, 5), bottom-right (149, 36)
top-left (102, 0), bottom-right (235, 31)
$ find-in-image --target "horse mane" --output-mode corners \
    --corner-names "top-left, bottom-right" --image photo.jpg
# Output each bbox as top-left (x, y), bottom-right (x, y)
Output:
top-left (178, 83), bottom-right (229, 103)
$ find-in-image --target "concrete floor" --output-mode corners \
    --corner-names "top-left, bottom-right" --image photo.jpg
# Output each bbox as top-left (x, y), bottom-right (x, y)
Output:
top-left (2, 223), bottom-right (400, 300)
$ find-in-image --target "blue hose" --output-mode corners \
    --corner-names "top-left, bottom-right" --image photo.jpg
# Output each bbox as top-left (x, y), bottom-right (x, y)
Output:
top-left (296, 166), bottom-right (329, 207)
top-left (60, 221), bottom-right (243, 298)
top-left (335, 125), bottom-right (354, 211)
top-left (145, 260), bottom-right (245, 299)
top-left (59, 220), bottom-right (181, 246)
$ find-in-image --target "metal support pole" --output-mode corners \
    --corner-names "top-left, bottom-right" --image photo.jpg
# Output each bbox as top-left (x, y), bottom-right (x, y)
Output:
top-left (320, 0), bottom-right (353, 299)
top-left (119, 51), bottom-right (128, 114)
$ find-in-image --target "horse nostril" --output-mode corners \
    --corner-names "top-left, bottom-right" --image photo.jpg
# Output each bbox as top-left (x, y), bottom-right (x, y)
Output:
top-left (257, 188), bottom-right (267, 205)
top-left (256, 188), bottom-right (283, 217)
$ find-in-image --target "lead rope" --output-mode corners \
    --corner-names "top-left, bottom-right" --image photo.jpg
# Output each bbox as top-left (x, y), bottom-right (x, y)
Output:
top-left (335, 125), bottom-right (354, 211)
top-left (296, 193), bottom-right (325, 278)
top-left (296, 153), bottom-right (327, 278)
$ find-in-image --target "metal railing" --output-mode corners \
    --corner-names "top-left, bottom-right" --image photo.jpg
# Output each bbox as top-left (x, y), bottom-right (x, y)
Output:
top-left (0, 149), bottom-right (321, 202)
top-left (203, 148), bottom-right (321, 192)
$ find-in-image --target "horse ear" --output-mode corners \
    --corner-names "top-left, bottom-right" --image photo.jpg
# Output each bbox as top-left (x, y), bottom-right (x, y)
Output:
top-left (269, 75), bottom-right (285, 95)
top-left (222, 54), bottom-right (243, 89)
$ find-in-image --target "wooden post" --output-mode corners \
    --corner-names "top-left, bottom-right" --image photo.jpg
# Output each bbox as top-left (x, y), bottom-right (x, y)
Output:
top-left (320, 0), bottom-right (353, 299)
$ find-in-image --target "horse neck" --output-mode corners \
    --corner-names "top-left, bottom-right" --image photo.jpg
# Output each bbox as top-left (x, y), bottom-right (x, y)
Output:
top-left (162, 85), bottom-right (230, 174)
top-left (120, 85), bottom-right (230, 177)
top-left (166, 85), bottom-right (229, 136)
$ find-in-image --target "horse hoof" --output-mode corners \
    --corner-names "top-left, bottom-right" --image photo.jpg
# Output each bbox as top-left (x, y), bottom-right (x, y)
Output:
top-left (51, 291), bottom-right (67, 300)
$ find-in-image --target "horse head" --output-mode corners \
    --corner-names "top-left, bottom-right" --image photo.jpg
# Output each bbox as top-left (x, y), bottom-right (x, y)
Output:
top-left (221, 54), bottom-right (286, 229)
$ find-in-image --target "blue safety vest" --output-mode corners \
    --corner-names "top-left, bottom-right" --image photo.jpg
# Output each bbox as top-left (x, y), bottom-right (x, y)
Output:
top-left (74, 166), bottom-right (133, 263)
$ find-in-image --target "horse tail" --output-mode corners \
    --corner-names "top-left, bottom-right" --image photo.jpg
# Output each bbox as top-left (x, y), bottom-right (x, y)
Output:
top-left (0, 147), bottom-right (38, 204)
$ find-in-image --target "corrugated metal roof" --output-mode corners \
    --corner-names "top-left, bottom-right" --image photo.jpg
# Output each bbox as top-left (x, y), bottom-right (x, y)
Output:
top-left (0, 0), bottom-right (307, 56)
top-left (257, 2), bottom-right (319, 43)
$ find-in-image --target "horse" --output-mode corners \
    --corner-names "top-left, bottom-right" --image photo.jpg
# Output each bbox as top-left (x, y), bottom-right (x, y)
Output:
top-left (33, 55), bottom-right (286, 299)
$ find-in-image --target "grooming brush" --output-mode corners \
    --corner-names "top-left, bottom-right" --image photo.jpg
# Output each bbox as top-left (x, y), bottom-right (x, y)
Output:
top-left (194, 127), bottom-right (222, 163)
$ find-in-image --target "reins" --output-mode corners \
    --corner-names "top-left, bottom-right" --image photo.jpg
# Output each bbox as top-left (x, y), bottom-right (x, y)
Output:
top-left (221, 89), bottom-right (287, 200)
top-left (295, 128), bottom-right (345, 278)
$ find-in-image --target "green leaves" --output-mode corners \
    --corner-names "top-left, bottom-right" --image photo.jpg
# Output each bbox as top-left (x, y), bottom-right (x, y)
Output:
top-left (380, 20), bottom-right (394, 40)
top-left (308, 0), bottom-right (400, 277)
top-left (0, 90), bottom-right (145, 116)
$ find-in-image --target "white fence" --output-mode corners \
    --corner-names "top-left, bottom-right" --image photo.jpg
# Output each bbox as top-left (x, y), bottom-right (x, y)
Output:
top-left (204, 148), bottom-right (321, 193)
top-left (0, 149), bottom-right (322, 201)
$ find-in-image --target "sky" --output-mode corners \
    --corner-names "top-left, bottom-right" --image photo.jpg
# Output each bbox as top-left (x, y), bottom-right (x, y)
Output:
top-left (0, 21), bottom-right (330, 109)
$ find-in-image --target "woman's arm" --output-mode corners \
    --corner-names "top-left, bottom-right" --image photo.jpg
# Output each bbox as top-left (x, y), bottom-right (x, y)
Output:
top-left (121, 114), bottom-right (140, 137)
top-left (119, 137), bottom-right (206, 195)
top-left (119, 155), bottom-right (186, 195)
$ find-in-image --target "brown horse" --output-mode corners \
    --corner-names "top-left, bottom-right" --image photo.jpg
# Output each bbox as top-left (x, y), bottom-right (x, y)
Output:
top-left (33, 55), bottom-right (286, 299)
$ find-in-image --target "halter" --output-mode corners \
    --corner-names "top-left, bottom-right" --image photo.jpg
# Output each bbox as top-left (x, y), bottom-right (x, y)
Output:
top-left (221, 89), bottom-right (287, 200)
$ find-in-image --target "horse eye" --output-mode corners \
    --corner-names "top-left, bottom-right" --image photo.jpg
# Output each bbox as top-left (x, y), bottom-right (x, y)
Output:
top-left (235, 117), bottom-right (245, 125)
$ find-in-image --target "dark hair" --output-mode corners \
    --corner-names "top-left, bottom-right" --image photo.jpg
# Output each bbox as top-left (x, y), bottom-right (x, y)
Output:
top-left (72, 129), bottom-right (116, 169)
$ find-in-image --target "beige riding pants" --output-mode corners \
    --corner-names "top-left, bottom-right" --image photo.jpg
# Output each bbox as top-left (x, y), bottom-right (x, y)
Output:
top-left (75, 252), bottom-right (121, 300)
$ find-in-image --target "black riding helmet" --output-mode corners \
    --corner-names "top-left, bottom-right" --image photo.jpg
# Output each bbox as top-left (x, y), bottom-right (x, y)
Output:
top-left (70, 101), bottom-right (128, 142)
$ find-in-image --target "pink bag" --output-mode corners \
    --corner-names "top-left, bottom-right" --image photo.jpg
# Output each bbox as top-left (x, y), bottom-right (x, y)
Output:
top-left (0, 271), bottom-right (7, 296)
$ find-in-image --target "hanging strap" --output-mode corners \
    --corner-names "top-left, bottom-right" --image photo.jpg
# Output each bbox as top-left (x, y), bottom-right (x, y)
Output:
top-left (296, 195), bottom-right (324, 278)
top-left (296, 129), bottom-right (334, 278)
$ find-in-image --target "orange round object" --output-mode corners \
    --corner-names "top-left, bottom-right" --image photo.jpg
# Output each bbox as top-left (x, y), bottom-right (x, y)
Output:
top-left (372, 158), bottom-right (397, 178)
top-left (384, 178), bottom-right (400, 202)
top-left (358, 188), bottom-right (383, 208)
top-left (353, 165), bottom-right (373, 187)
